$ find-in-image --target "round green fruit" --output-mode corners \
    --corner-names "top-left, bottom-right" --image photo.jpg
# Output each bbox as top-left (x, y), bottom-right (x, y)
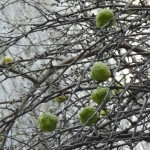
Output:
top-left (91, 61), bottom-right (111, 82)
top-left (100, 110), bottom-right (106, 117)
top-left (54, 95), bottom-right (67, 103)
top-left (91, 87), bottom-right (110, 105)
top-left (78, 106), bottom-right (99, 126)
top-left (3, 56), bottom-right (14, 64)
top-left (96, 9), bottom-right (116, 28)
top-left (38, 113), bottom-right (58, 132)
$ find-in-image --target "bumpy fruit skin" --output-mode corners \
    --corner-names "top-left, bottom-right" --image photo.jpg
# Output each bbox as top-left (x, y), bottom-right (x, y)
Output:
top-left (91, 61), bottom-right (111, 82)
top-left (91, 87), bottom-right (110, 105)
top-left (38, 113), bottom-right (58, 132)
top-left (78, 107), bottom-right (99, 126)
top-left (54, 95), bottom-right (67, 103)
top-left (3, 56), bottom-right (14, 64)
top-left (96, 9), bottom-right (115, 28)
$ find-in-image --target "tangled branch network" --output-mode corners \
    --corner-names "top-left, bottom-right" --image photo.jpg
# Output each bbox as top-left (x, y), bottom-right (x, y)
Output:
top-left (0, 0), bottom-right (150, 149)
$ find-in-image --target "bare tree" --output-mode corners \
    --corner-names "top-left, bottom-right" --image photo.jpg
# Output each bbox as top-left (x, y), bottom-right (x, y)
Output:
top-left (0, 0), bottom-right (150, 149)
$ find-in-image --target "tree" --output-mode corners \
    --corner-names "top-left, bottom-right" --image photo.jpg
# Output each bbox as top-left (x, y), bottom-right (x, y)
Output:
top-left (0, 0), bottom-right (150, 149)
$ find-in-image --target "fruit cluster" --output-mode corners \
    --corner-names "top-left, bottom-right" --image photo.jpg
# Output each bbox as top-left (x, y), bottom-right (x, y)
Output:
top-left (38, 9), bottom-right (116, 131)
top-left (78, 61), bottom-right (111, 126)
top-left (78, 8), bottom-right (116, 126)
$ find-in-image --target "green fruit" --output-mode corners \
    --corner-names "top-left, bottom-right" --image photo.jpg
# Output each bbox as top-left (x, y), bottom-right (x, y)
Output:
top-left (100, 110), bottom-right (106, 117)
top-left (0, 135), bottom-right (3, 142)
top-left (38, 113), bottom-right (58, 132)
top-left (3, 56), bottom-right (14, 64)
top-left (96, 9), bottom-right (116, 28)
top-left (54, 95), bottom-right (67, 103)
top-left (113, 84), bottom-right (122, 95)
top-left (78, 107), bottom-right (99, 126)
top-left (106, 108), bottom-right (110, 113)
top-left (100, 108), bottom-right (110, 117)
top-left (91, 61), bottom-right (111, 82)
top-left (91, 87), bottom-right (110, 105)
